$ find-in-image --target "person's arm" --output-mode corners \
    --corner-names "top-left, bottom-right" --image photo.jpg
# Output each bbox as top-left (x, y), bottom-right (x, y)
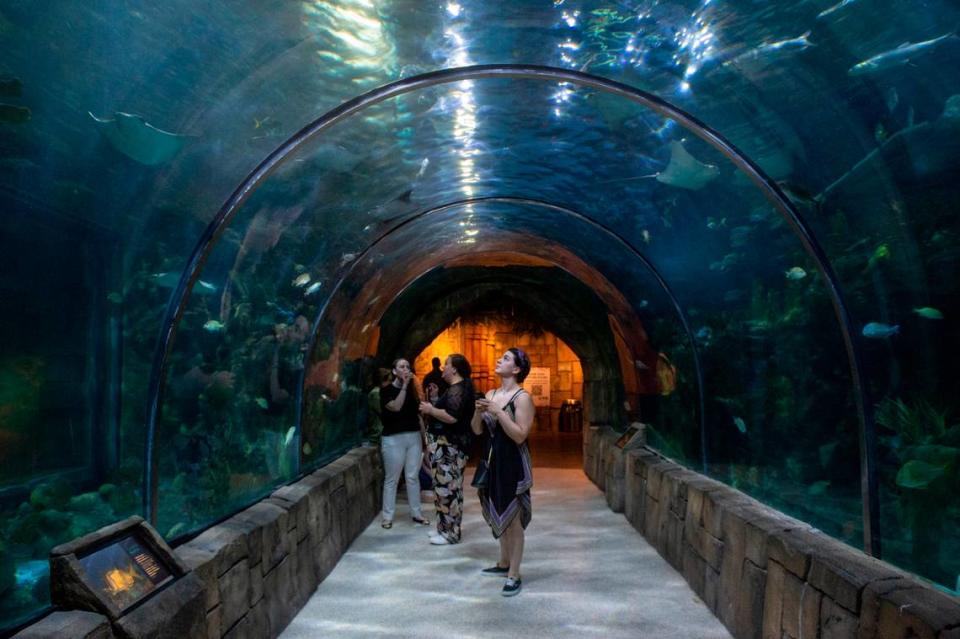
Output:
top-left (420, 385), bottom-right (462, 424)
top-left (384, 377), bottom-right (410, 412)
top-left (471, 389), bottom-right (494, 435)
top-left (421, 402), bottom-right (457, 424)
top-left (490, 392), bottom-right (534, 444)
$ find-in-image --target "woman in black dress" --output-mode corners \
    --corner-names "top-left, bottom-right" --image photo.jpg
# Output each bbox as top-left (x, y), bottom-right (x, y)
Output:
top-left (472, 348), bottom-right (534, 596)
top-left (419, 354), bottom-right (475, 545)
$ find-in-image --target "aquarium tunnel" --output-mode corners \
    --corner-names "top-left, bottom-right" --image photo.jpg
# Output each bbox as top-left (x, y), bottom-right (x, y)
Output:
top-left (2, 1), bottom-right (960, 636)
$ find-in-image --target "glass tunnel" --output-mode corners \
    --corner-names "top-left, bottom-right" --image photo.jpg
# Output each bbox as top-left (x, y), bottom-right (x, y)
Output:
top-left (2, 0), bottom-right (959, 632)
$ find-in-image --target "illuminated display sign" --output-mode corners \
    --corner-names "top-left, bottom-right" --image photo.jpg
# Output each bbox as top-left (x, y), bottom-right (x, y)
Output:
top-left (77, 533), bottom-right (173, 612)
top-left (615, 425), bottom-right (643, 449)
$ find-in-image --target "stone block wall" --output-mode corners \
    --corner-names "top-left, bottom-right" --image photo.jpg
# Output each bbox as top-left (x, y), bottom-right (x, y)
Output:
top-left (14, 446), bottom-right (383, 639)
top-left (584, 428), bottom-right (960, 639)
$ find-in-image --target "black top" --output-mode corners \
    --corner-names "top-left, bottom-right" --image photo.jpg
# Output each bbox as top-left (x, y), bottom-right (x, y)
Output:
top-left (379, 383), bottom-right (420, 437)
top-left (428, 381), bottom-right (475, 448)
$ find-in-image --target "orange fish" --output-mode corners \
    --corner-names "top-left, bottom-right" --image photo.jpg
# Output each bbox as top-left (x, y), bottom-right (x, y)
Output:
top-left (656, 352), bottom-right (677, 396)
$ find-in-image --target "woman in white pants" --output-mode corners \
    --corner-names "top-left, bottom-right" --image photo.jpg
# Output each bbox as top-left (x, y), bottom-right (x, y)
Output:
top-left (379, 358), bottom-right (430, 528)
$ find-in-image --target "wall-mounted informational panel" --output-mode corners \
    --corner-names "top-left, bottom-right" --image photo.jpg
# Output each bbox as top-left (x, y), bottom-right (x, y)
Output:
top-left (526, 367), bottom-right (551, 407)
top-left (76, 533), bottom-right (175, 613)
top-left (50, 516), bottom-right (188, 621)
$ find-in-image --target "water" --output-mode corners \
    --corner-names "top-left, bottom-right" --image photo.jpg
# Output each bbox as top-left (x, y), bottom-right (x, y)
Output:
top-left (2, 0), bottom-right (960, 631)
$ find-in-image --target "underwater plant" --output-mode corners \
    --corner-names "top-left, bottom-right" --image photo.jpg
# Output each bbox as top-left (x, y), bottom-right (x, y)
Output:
top-left (876, 396), bottom-right (960, 582)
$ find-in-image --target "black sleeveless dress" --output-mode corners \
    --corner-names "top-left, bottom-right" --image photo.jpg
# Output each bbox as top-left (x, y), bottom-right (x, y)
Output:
top-left (478, 390), bottom-right (533, 538)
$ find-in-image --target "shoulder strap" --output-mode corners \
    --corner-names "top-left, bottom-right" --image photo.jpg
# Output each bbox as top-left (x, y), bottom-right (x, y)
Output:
top-left (505, 388), bottom-right (526, 408)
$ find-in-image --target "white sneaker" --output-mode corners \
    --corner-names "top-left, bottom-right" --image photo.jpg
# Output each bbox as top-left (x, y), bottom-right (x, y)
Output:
top-left (429, 534), bottom-right (450, 545)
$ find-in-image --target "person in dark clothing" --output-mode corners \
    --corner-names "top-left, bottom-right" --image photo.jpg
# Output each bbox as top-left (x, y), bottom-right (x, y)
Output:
top-left (422, 356), bottom-right (448, 404)
top-left (380, 358), bottom-right (430, 529)
top-left (419, 354), bottom-right (475, 545)
top-left (472, 348), bottom-right (534, 597)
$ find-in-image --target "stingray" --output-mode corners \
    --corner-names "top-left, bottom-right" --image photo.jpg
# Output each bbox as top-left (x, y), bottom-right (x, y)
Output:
top-left (89, 112), bottom-right (189, 165)
top-left (655, 140), bottom-right (720, 190)
top-left (597, 140), bottom-right (720, 190)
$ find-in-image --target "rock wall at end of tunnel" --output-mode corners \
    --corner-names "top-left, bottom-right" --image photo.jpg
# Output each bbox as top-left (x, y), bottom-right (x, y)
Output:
top-left (584, 426), bottom-right (960, 639)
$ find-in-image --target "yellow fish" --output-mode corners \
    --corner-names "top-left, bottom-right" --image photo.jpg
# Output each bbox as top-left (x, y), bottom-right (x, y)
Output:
top-left (292, 273), bottom-right (311, 287)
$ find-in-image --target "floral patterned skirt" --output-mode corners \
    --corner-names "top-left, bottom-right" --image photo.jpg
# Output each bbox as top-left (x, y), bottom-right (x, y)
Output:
top-left (428, 436), bottom-right (467, 543)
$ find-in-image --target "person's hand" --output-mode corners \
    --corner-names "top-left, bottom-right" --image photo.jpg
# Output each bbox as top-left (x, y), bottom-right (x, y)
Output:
top-left (477, 398), bottom-right (501, 416)
top-left (402, 370), bottom-right (412, 386)
top-left (419, 401), bottom-right (433, 415)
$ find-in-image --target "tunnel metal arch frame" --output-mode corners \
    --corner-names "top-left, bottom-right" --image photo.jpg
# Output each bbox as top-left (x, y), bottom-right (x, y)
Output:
top-left (144, 64), bottom-right (880, 556)
top-left (295, 195), bottom-right (708, 472)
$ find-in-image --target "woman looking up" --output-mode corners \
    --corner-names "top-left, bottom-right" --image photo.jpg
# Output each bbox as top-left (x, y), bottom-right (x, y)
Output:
top-left (419, 354), bottom-right (475, 545)
top-left (472, 348), bottom-right (534, 597)
top-left (379, 358), bottom-right (430, 529)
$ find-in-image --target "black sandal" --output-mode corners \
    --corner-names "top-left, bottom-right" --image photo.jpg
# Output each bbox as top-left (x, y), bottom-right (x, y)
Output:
top-left (412, 516), bottom-right (430, 526)
top-left (381, 521), bottom-right (393, 529)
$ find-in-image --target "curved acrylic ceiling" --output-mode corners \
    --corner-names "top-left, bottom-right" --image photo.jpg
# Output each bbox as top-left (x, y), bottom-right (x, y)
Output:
top-left (140, 66), bottom-right (869, 545)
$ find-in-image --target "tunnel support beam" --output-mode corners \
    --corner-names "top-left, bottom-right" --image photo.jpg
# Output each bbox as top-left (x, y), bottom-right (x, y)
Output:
top-left (299, 196), bottom-right (708, 475)
top-left (145, 64), bottom-right (878, 557)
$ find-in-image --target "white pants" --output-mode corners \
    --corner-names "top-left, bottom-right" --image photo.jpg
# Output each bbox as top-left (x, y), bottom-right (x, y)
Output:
top-left (381, 431), bottom-right (424, 521)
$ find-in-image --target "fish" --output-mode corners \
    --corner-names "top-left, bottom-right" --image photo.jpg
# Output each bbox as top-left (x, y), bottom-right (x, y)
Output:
top-left (874, 122), bottom-right (888, 143)
top-left (340, 253), bottom-right (358, 267)
top-left (302, 442), bottom-right (313, 456)
top-left (725, 31), bottom-right (815, 67)
top-left (816, 0), bottom-right (857, 19)
top-left (203, 319), bottom-right (225, 332)
top-left (886, 87), bottom-right (899, 112)
top-left (255, 397), bottom-right (269, 410)
top-left (808, 480), bottom-right (831, 495)
top-left (304, 281), bottom-right (322, 296)
top-left (0, 103), bottom-right (30, 124)
top-left (416, 157), bottom-right (429, 178)
top-left (733, 416), bottom-right (747, 434)
top-left (283, 426), bottom-right (296, 447)
top-left (867, 243), bottom-right (890, 269)
top-left (655, 140), bottom-right (720, 191)
top-left (848, 31), bottom-right (958, 76)
top-left (862, 322), bottom-right (899, 338)
top-left (0, 77), bottom-right (22, 97)
top-left (706, 217), bottom-right (726, 230)
top-left (641, 229), bottom-right (651, 244)
top-left (777, 180), bottom-right (821, 207)
top-left (150, 272), bottom-right (217, 294)
top-left (292, 273), bottom-right (311, 287)
top-left (912, 307), bottom-right (943, 320)
top-left (785, 267), bottom-right (807, 280)
top-left (943, 94), bottom-right (960, 120)
top-left (89, 111), bottom-right (190, 165)
top-left (266, 301), bottom-right (296, 321)
top-left (695, 326), bottom-right (713, 342)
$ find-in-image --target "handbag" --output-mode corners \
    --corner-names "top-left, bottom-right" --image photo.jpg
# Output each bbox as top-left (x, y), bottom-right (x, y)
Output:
top-left (471, 442), bottom-right (492, 489)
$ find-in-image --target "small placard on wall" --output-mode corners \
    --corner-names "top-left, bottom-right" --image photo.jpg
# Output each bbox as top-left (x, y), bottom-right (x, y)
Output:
top-left (50, 515), bottom-right (189, 621)
top-left (77, 533), bottom-right (174, 612)
top-left (525, 367), bottom-right (551, 407)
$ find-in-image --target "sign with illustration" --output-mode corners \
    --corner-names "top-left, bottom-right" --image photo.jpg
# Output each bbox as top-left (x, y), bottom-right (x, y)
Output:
top-left (50, 516), bottom-right (188, 622)
top-left (77, 533), bottom-right (174, 612)
top-left (526, 367), bottom-right (551, 407)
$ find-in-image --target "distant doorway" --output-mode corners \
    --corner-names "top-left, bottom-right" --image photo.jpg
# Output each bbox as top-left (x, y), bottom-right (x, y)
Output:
top-left (415, 317), bottom-right (584, 468)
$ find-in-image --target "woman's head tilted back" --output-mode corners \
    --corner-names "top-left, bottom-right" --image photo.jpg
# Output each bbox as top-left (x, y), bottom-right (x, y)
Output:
top-left (506, 348), bottom-right (531, 383)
